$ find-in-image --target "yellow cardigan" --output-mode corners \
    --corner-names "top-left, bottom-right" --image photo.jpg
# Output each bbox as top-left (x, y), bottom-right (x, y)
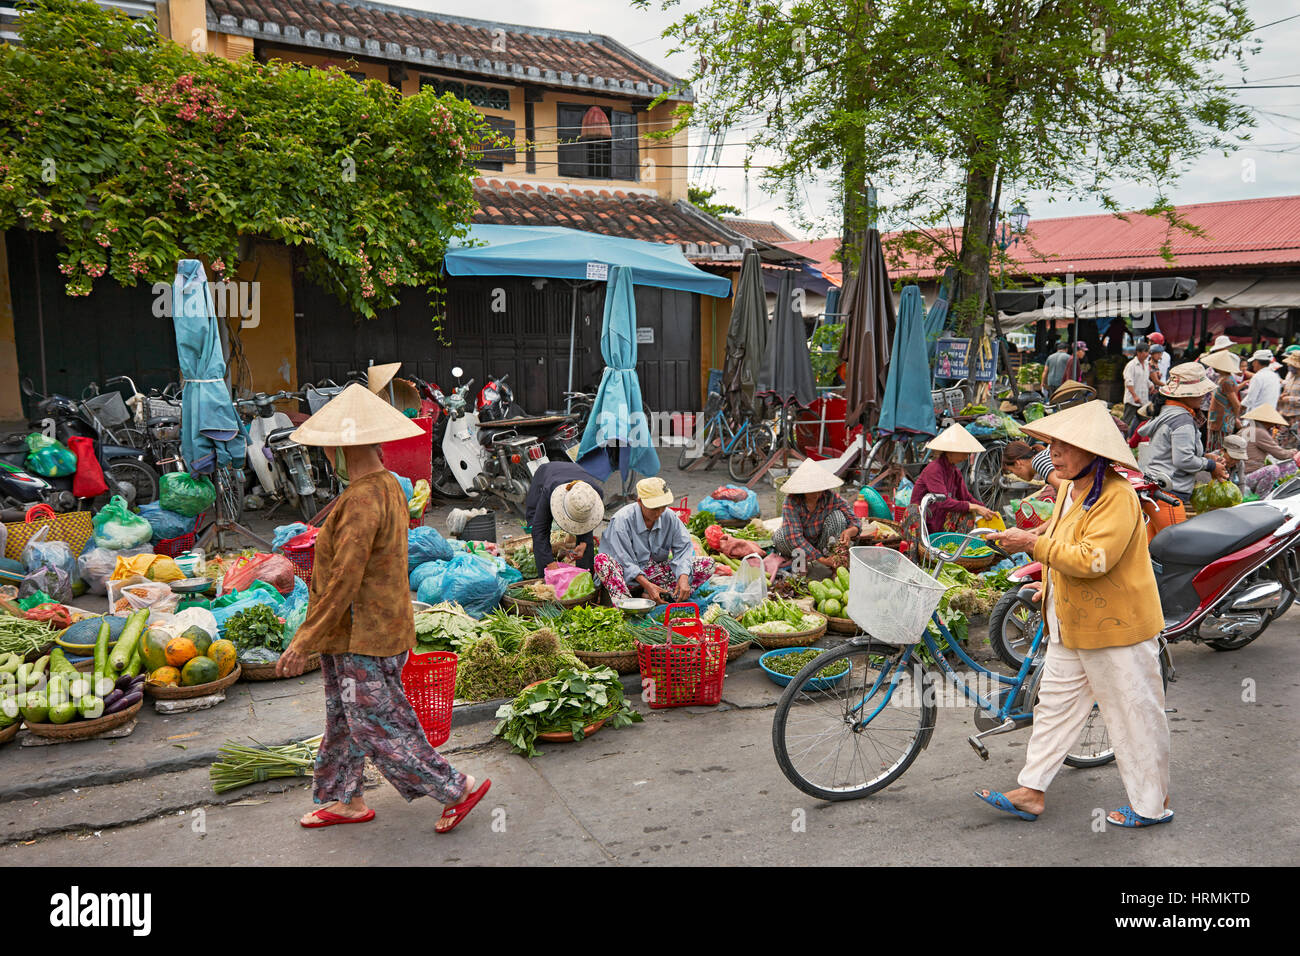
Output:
top-left (1032, 469), bottom-right (1164, 649)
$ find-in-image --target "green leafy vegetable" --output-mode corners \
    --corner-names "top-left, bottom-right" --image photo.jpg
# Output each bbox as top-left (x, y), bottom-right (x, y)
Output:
top-left (493, 666), bottom-right (642, 757)
top-left (224, 604), bottom-right (285, 655)
top-left (763, 649), bottom-right (849, 678)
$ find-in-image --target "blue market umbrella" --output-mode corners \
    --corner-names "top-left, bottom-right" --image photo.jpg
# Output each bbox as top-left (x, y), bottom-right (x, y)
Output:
top-left (172, 260), bottom-right (245, 472)
top-left (877, 285), bottom-right (937, 438)
top-left (577, 265), bottom-right (660, 480)
top-left (923, 266), bottom-right (955, 356)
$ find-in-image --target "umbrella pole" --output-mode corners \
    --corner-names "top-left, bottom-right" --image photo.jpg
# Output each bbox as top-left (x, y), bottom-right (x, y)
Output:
top-left (745, 399), bottom-right (806, 489)
top-left (567, 285), bottom-right (578, 414)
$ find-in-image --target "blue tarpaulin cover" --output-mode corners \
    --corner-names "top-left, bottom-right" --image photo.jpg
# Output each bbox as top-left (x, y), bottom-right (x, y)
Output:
top-left (172, 260), bottom-right (246, 472)
top-left (445, 224), bottom-right (732, 297)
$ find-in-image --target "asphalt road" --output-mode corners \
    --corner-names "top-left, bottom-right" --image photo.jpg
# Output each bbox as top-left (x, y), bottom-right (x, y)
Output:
top-left (6, 621), bottom-right (1296, 867)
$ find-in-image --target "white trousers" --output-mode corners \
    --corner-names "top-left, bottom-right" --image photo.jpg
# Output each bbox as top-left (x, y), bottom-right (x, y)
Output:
top-left (1018, 637), bottom-right (1170, 819)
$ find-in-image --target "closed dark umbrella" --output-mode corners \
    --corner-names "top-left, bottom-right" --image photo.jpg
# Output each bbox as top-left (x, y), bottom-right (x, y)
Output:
top-left (838, 231), bottom-right (896, 430)
top-left (759, 268), bottom-right (817, 409)
top-left (722, 248), bottom-right (767, 423)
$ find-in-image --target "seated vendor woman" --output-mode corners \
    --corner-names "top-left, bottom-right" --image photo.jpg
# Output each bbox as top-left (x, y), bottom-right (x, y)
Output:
top-left (594, 477), bottom-right (715, 604)
top-left (524, 461), bottom-right (604, 572)
top-left (772, 458), bottom-right (858, 567)
top-left (901, 423), bottom-right (996, 559)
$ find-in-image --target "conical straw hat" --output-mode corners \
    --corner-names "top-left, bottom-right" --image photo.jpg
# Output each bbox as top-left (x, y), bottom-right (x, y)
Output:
top-left (367, 362), bottom-right (402, 394)
top-left (780, 458), bottom-right (844, 494)
top-left (1200, 349), bottom-right (1240, 376)
top-left (1021, 399), bottom-right (1137, 468)
top-left (290, 383), bottom-right (424, 446)
top-left (1243, 403), bottom-right (1288, 426)
top-left (925, 422), bottom-right (985, 455)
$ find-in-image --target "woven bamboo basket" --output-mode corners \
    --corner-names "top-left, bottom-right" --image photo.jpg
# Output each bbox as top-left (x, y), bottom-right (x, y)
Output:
top-left (725, 639), bottom-right (752, 662)
top-left (861, 518), bottom-right (903, 546)
top-left (572, 647), bottom-right (640, 674)
top-left (22, 697), bottom-right (143, 741)
top-left (144, 663), bottom-right (241, 699)
top-left (522, 681), bottom-right (615, 742)
top-left (0, 721), bottom-right (20, 745)
top-left (825, 615), bottom-right (859, 634)
top-left (747, 614), bottom-right (828, 650)
top-left (239, 653), bottom-right (321, 682)
top-left (502, 579), bottom-right (596, 615)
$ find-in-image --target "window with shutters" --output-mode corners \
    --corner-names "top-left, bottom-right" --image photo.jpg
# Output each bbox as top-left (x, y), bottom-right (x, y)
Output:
top-left (556, 104), bottom-right (639, 181)
top-left (474, 116), bottom-right (517, 171)
top-left (418, 75), bottom-right (512, 111)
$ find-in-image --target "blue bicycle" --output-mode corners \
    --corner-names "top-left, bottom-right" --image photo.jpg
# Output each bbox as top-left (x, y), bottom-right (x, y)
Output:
top-left (771, 495), bottom-right (1171, 801)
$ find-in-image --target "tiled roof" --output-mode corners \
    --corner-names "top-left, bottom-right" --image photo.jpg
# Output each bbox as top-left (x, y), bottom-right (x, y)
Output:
top-left (472, 178), bottom-right (804, 265)
top-left (722, 217), bottom-right (796, 244)
top-left (784, 195), bottom-right (1300, 281)
top-left (207, 0), bottom-right (690, 100)
top-left (778, 238), bottom-right (843, 285)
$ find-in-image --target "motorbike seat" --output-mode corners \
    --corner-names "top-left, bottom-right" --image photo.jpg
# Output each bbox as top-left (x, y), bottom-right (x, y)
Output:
top-left (1149, 502), bottom-right (1285, 566)
top-left (266, 426), bottom-right (297, 445)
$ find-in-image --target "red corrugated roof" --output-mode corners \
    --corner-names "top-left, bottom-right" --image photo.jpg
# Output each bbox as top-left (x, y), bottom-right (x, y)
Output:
top-left (786, 195), bottom-right (1300, 281)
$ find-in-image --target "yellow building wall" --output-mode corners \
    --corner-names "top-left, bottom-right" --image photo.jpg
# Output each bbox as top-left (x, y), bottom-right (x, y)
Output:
top-left (699, 273), bottom-right (738, 408)
top-left (228, 243), bottom-right (296, 397)
top-left (0, 238), bottom-right (21, 420)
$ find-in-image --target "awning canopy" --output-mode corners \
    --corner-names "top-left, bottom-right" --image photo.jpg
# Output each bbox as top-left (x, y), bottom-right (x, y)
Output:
top-left (995, 276), bottom-right (1198, 328)
top-left (444, 223), bottom-right (733, 297)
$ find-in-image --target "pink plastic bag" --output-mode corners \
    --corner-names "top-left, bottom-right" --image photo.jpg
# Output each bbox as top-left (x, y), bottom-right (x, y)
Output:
top-left (220, 552), bottom-right (297, 596)
top-left (544, 563), bottom-right (585, 598)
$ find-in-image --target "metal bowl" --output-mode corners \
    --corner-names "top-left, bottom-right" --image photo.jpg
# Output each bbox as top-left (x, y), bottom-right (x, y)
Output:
top-left (412, 601), bottom-right (433, 613)
top-left (615, 597), bottom-right (655, 616)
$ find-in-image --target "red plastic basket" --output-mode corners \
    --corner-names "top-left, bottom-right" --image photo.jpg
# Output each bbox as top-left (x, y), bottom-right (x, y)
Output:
top-left (890, 503), bottom-right (908, 523)
top-left (635, 603), bottom-right (728, 709)
top-left (668, 495), bottom-right (691, 524)
top-left (282, 527), bottom-right (320, 585)
top-left (401, 650), bottom-right (458, 747)
top-left (155, 518), bottom-right (200, 558)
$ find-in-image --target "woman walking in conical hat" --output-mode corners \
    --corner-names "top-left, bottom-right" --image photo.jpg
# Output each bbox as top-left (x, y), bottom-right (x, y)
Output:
top-left (278, 384), bottom-right (491, 835)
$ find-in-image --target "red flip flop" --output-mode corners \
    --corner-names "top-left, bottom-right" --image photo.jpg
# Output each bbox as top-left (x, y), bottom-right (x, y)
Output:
top-left (300, 806), bottom-right (376, 828)
top-left (436, 778), bottom-right (491, 835)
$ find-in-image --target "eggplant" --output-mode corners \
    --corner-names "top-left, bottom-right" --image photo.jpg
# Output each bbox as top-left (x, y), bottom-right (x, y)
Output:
top-left (104, 689), bottom-right (142, 715)
top-left (115, 674), bottom-right (136, 692)
top-left (101, 688), bottom-right (124, 711)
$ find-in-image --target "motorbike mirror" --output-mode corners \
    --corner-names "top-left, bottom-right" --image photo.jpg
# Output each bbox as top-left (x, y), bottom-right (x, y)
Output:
top-left (451, 366), bottom-right (463, 379)
top-left (20, 378), bottom-right (35, 397)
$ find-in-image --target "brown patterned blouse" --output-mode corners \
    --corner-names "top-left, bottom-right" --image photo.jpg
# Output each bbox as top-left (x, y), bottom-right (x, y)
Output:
top-left (292, 470), bottom-right (415, 657)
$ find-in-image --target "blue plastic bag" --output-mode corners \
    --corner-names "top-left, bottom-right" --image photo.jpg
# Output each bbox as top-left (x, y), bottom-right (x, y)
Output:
top-left (408, 526), bottom-right (453, 570)
top-left (410, 559), bottom-right (448, 593)
top-left (139, 502), bottom-right (194, 542)
top-left (272, 522), bottom-right (311, 552)
top-left (389, 470), bottom-right (414, 501)
top-left (696, 485), bottom-right (760, 521)
top-left (281, 576), bottom-right (310, 642)
top-left (415, 552), bottom-right (507, 618)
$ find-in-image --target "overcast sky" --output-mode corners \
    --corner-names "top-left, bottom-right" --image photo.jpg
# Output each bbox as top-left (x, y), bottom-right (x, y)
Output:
top-left (383, 0), bottom-right (1300, 239)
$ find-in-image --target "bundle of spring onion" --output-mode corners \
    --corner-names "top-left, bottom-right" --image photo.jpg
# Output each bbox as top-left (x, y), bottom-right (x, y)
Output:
top-left (623, 611), bottom-right (752, 646)
top-left (209, 735), bottom-right (323, 794)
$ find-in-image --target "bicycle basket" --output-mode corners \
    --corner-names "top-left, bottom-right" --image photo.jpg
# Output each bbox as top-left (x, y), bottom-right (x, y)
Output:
top-left (83, 392), bottom-right (130, 428)
top-left (147, 396), bottom-right (183, 421)
top-left (846, 546), bottom-right (947, 645)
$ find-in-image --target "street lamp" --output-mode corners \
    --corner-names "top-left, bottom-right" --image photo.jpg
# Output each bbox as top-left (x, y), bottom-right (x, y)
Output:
top-left (996, 202), bottom-right (1030, 252)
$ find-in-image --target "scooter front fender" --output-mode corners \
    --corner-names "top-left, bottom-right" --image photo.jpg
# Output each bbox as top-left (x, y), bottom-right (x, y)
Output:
top-left (1009, 561), bottom-right (1042, 583)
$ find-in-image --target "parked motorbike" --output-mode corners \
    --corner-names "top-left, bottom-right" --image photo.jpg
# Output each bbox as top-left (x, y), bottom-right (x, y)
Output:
top-left (235, 390), bottom-right (321, 521)
top-left (988, 467), bottom-right (1300, 665)
top-left (431, 367), bottom-right (553, 516)
top-left (0, 450), bottom-right (71, 513)
top-left (476, 371), bottom-right (583, 463)
top-left (15, 379), bottom-right (160, 509)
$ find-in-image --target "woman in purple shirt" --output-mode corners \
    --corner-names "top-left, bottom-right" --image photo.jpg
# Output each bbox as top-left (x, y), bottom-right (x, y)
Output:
top-left (900, 423), bottom-right (995, 560)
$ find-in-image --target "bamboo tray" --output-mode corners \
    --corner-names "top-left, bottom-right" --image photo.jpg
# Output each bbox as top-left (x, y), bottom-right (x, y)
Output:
top-left (240, 653), bottom-right (321, 682)
top-left (22, 697), bottom-right (143, 741)
top-left (825, 615), bottom-right (859, 634)
top-left (502, 579), bottom-right (596, 615)
top-left (144, 664), bottom-right (241, 699)
top-left (747, 615), bottom-right (828, 650)
top-left (725, 639), bottom-right (752, 662)
top-left (572, 647), bottom-right (639, 674)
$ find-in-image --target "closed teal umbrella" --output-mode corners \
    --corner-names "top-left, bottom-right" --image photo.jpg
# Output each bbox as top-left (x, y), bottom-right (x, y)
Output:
top-left (577, 265), bottom-right (660, 479)
top-left (172, 260), bottom-right (246, 472)
top-left (877, 285), bottom-right (937, 437)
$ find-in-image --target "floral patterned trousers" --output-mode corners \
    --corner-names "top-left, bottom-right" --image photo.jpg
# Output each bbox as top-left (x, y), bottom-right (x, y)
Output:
top-left (593, 552), bottom-right (716, 601)
top-left (313, 652), bottom-right (466, 807)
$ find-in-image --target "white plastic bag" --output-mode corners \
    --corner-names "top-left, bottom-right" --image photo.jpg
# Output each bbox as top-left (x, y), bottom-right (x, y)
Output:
top-left (715, 554), bottom-right (768, 616)
top-left (106, 574), bottom-right (180, 614)
top-left (171, 606), bottom-right (218, 640)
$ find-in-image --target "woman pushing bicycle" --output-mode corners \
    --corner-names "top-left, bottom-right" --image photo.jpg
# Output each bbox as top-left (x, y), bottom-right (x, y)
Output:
top-left (982, 400), bottom-right (1173, 829)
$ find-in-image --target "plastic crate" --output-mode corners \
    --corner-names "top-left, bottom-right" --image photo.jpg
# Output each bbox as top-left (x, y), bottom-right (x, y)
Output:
top-left (401, 650), bottom-right (458, 748)
top-left (282, 528), bottom-right (320, 585)
top-left (154, 519), bottom-right (199, 557)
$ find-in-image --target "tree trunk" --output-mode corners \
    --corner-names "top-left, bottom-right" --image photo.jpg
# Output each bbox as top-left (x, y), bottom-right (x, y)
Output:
top-left (952, 161), bottom-right (998, 337)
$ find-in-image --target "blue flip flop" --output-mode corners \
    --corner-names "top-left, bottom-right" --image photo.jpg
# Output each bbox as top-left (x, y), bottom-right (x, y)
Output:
top-left (974, 789), bottom-right (1039, 821)
top-left (1108, 805), bottom-right (1174, 828)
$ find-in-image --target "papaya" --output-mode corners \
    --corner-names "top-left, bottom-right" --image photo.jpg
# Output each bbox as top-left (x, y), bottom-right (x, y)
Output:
top-left (207, 640), bottom-right (237, 678)
top-left (164, 636), bottom-right (198, 668)
top-left (180, 656), bottom-right (219, 687)
top-left (180, 625), bottom-right (213, 657)
top-left (140, 628), bottom-right (172, 673)
top-left (149, 666), bottom-right (181, 687)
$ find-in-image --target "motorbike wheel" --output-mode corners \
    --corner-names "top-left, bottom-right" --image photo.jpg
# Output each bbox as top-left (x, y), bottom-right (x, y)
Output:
top-left (430, 460), bottom-right (468, 499)
top-left (106, 458), bottom-right (160, 508)
top-left (297, 490), bottom-right (319, 522)
top-left (988, 585), bottom-right (1042, 669)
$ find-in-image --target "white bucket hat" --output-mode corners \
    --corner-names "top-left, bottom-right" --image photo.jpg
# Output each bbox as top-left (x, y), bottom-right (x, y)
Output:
top-left (1160, 362), bottom-right (1216, 399)
top-left (1221, 435), bottom-right (1248, 461)
top-left (1251, 349), bottom-right (1274, 363)
top-left (780, 458), bottom-right (844, 495)
top-left (1208, 335), bottom-right (1234, 353)
top-left (549, 480), bottom-right (604, 535)
top-left (925, 423), bottom-right (986, 455)
top-left (290, 383), bottom-right (424, 446)
top-left (1022, 400), bottom-right (1138, 469)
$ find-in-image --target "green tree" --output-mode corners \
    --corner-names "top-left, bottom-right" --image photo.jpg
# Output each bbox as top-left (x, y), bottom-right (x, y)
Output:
top-left (639, 0), bottom-right (1255, 332)
top-left (687, 184), bottom-right (743, 218)
top-left (0, 0), bottom-right (484, 320)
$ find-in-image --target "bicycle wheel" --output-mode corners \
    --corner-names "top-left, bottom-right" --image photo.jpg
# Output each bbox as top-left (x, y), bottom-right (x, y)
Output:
top-left (679, 419), bottom-right (717, 471)
top-left (728, 425), bottom-right (774, 482)
top-left (772, 640), bottom-right (936, 801)
top-left (967, 440), bottom-right (1005, 503)
top-left (988, 586), bottom-right (1041, 668)
top-left (105, 458), bottom-right (159, 508)
top-left (214, 464), bottom-right (246, 521)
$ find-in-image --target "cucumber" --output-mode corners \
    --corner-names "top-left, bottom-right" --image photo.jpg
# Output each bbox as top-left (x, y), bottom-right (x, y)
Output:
top-left (123, 647), bottom-right (144, 679)
top-left (108, 609), bottom-right (149, 675)
top-left (93, 618), bottom-right (111, 685)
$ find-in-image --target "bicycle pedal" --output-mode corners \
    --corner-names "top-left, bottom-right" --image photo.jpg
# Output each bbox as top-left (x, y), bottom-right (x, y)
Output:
top-left (1165, 708), bottom-right (1177, 714)
top-left (967, 736), bottom-right (989, 760)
